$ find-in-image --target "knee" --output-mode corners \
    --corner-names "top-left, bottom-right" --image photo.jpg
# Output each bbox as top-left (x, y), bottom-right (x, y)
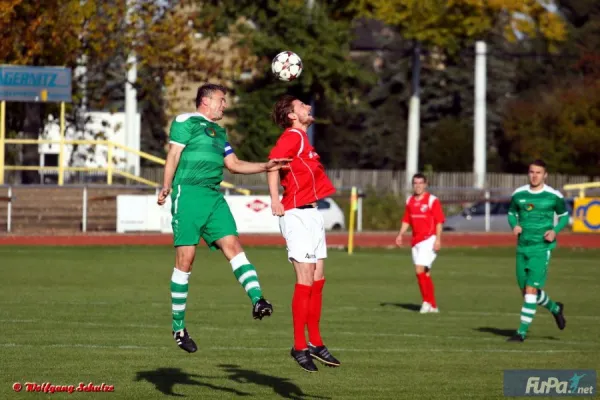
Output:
top-left (524, 286), bottom-right (538, 295)
top-left (220, 237), bottom-right (243, 260)
top-left (176, 250), bottom-right (195, 271)
top-left (295, 263), bottom-right (315, 286)
top-left (298, 274), bottom-right (314, 286)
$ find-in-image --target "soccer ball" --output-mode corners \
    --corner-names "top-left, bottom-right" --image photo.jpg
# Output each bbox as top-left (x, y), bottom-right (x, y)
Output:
top-left (271, 51), bottom-right (303, 82)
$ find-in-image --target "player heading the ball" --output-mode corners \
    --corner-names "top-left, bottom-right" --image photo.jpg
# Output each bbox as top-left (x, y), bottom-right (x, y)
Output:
top-left (267, 95), bottom-right (341, 373)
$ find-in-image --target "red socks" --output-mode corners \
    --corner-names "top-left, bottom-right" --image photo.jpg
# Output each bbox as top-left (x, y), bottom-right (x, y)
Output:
top-left (292, 284), bottom-right (311, 350)
top-left (424, 274), bottom-right (436, 308)
top-left (292, 279), bottom-right (326, 350)
top-left (307, 279), bottom-right (325, 347)
top-left (416, 272), bottom-right (428, 303)
top-left (416, 272), bottom-right (437, 308)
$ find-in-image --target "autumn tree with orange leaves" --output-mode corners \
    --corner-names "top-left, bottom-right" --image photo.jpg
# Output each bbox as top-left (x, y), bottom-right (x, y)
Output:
top-left (0, 0), bottom-right (227, 182)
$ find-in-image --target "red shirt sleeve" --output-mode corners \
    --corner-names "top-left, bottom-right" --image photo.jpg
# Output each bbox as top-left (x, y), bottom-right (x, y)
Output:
top-left (268, 132), bottom-right (301, 159)
top-left (432, 198), bottom-right (445, 224)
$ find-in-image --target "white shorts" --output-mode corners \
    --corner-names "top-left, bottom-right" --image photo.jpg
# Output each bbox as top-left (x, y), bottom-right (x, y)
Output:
top-left (279, 207), bottom-right (327, 263)
top-left (411, 236), bottom-right (437, 268)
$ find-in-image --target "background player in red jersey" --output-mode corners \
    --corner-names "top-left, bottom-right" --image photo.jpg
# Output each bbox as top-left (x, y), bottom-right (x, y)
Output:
top-left (267, 94), bottom-right (341, 373)
top-left (395, 173), bottom-right (445, 314)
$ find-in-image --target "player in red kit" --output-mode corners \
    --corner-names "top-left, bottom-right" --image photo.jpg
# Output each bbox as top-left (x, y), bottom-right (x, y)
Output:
top-left (267, 94), bottom-right (341, 373)
top-left (396, 173), bottom-right (445, 313)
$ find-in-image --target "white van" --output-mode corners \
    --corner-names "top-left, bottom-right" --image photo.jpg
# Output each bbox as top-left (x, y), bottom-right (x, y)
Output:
top-left (317, 198), bottom-right (346, 231)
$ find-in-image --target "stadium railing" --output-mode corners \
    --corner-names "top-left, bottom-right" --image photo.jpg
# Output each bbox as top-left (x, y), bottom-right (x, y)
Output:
top-left (0, 138), bottom-right (249, 195)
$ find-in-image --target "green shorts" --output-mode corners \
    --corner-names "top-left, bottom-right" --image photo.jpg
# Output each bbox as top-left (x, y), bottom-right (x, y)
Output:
top-left (515, 250), bottom-right (552, 290)
top-left (170, 185), bottom-right (238, 249)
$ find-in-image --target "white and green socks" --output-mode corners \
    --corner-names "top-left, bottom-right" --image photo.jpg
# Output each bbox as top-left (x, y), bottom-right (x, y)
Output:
top-left (170, 268), bottom-right (190, 332)
top-left (517, 293), bottom-right (537, 338)
top-left (230, 252), bottom-right (263, 305)
top-left (537, 290), bottom-right (561, 314)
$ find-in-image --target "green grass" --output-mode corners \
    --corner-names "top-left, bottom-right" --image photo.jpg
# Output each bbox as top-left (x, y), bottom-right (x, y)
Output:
top-left (0, 246), bottom-right (599, 399)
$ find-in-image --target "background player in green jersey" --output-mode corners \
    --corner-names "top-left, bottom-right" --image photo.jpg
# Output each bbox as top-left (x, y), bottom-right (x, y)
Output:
top-left (506, 159), bottom-right (569, 342)
top-left (157, 84), bottom-right (290, 353)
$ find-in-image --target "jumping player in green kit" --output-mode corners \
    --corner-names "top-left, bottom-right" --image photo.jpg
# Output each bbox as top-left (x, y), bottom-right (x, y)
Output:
top-left (157, 84), bottom-right (290, 353)
top-left (506, 159), bottom-right (568, 342)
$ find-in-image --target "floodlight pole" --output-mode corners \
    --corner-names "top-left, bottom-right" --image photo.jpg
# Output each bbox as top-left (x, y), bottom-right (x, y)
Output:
top-left (125, 0), bottom-right (140, 177)
top-left (474, 41), bottom-right (487, 189)
top-left (58, 102), bottom-right (66, 185)
top-left (405, 41), bottom-right (422, 189)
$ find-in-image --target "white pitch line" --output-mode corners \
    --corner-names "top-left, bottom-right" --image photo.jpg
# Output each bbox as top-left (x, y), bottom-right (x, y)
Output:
top-left (0, 319), bottom-right (598, 347)
top-left (0, 343), bottom-right (587, 354)
top-left (2, 302), bottom-right (599, 320)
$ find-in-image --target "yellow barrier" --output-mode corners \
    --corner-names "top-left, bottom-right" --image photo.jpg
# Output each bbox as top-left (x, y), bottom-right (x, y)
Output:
top-left (1, 137), bottom-right (250, 194)
top-left (347, 186), bottom-right (358, 255)
top-left (572, 197), bottom-right (600, 233)
top-left (563, 182), bottom-right (600, 198)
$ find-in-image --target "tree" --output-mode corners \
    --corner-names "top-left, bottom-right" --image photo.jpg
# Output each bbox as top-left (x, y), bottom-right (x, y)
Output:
top-left (503, 80), bottom-right (600, 176)
top-left (197, 0), bottom-right (373, 162)
top-left (349, 0), bottom-right (567, 52)
top-left (0, 0), bottom-right (223, 182)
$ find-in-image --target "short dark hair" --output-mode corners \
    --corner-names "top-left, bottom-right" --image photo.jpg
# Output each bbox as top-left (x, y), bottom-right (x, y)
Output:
top-left (272, 95), bottom-right (297, 129)
top-left (195, 83), bottom-right (227, 108)
top-left (530, 159), bottom-right (547, 170)
top-left (412, 173), bottom-right (427, 184)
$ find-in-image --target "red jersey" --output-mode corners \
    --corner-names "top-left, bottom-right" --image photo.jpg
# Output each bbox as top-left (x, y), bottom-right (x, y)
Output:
top-left (402, 192), bottom-right (445, 246)
top-left (268, 127), bottom-right (336, 211)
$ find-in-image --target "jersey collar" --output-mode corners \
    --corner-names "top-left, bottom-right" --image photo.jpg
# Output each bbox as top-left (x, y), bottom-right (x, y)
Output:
top-left (527, 184), bottom-right (546, 194)
top-left (192, 111), bottom-right (213, 122)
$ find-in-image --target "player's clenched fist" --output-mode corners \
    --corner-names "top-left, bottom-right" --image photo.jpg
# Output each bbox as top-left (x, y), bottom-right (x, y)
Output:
top-left (512, 226), bottom-right (522, 236)
top-left (157, 187), bottom-right (171, 206)
top-left (271, 201), bottom-right (285, 216)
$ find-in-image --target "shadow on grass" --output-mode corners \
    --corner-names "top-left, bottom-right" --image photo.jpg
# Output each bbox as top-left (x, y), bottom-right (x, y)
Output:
top-left (474, 327), bottom-right (516, 337)
top-left (474, 327), bottom-right (559, 341)
top-left (219, 364), bottom-right (331, 400)
top-left (135, 367), bottom-right (251, 397)
top-left (380, 302), bottom-right (421, 312)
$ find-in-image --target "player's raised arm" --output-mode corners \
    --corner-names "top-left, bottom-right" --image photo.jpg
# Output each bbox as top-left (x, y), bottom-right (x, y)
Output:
top-left (224, 152), bottom-right (289, 174)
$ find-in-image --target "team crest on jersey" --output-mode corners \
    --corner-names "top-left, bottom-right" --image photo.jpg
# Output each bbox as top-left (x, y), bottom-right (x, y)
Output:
top-left (526, 203), bottom-right (535, 211)
top-left (204, 127), bottom-right (217, 137)
top-left (420, 205), bottom-right (428, 213)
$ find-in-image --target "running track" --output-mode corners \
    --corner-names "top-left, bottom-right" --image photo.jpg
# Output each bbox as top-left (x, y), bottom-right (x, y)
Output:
top-left (0, 232), bottom-right (598, 248)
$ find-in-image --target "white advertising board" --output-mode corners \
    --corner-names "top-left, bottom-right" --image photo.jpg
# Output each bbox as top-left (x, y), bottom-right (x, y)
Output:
top-left (116, 195), bottom-right (280, 234)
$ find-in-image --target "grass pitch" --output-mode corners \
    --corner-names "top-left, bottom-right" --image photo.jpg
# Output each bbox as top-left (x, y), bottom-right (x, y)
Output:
top-left (0, 245), bottom-right (598, 399)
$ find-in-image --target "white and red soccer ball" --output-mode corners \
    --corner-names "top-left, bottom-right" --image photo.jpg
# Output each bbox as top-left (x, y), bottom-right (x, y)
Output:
top-left (271, 51), bottom-right (303, 82)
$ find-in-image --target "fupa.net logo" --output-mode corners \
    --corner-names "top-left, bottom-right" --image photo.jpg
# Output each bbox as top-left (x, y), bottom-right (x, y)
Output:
top-left (504, 369), bottom-right (596, 397)
top-left (525, 373), bottom-right (594, 396)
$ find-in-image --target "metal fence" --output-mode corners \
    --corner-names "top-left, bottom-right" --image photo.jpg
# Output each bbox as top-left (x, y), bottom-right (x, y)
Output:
top-left (4, 168), bottom-right (597, 194)
top-left (138, 168), bottom-right (598, 194)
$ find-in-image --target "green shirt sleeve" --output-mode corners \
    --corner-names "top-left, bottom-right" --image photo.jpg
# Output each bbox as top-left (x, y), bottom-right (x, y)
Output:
top-left (508, 195), bottom-right (518, 229)
top-left (169, 119), bottom-right (192, 146)
top-left (553, 194), bottom-right (569, 233)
